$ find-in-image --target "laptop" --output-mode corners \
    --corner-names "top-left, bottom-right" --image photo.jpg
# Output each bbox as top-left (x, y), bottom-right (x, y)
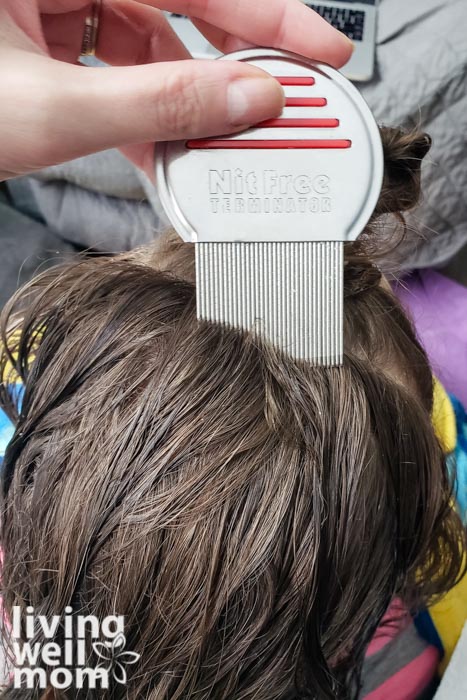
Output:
top-left (303, 1), bottom-right (378, 81)
top-left (166, 0), bottom-right (377, 82)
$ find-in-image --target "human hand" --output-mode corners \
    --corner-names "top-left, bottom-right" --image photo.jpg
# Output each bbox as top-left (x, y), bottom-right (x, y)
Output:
top-left (0, 0), bottom-right (353, 181)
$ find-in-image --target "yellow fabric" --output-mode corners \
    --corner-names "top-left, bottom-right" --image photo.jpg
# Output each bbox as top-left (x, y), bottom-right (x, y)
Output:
top-left (1, 329), bottom-right (37, 384)
top-left (432, 378), bottom-right (457, 454)
top-left (429, 378), bottom-right (467, 675)
top-left (2, 354), bottom-right (18, 384)
top-left (1, 328), bottom-right (18, 384)
top-left (429, 570), bottom-right (467, 675)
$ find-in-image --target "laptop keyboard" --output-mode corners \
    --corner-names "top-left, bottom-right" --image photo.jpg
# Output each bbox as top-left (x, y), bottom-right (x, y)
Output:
top-left (306, 4), bottom-right (365, 42)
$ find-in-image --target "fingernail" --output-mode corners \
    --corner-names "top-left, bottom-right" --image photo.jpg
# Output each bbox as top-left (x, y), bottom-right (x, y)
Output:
top-left (227, 77), bottom-right (285, 127)
top-left (344, 35), bottom-right (355, 52)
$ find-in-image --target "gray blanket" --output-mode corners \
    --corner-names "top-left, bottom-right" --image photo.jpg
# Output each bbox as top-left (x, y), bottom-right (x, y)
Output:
top-left (360, 0), bottom-right (467, 269)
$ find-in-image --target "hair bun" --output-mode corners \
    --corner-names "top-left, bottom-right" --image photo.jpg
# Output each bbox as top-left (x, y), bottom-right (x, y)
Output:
top-left (371, 127), bottom-right (432, 218)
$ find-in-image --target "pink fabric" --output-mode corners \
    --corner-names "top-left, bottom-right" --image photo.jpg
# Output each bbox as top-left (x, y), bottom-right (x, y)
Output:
top-left (364, 646), bottom-right (440, 700)
top-left (366, 599), bottom-right (410, 657)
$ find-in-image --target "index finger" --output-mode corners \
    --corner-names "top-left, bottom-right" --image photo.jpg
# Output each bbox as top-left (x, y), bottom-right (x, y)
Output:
top-left (141, 0), bottom-right (354, 68)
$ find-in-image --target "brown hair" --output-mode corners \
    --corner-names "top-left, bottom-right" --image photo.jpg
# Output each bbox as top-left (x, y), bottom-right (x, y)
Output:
top-left (0, 127), bottom-right (465, 699)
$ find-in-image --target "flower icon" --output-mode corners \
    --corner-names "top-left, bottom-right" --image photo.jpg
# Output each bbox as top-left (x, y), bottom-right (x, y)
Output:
top-left (92, 632), bottom-right (140, 685)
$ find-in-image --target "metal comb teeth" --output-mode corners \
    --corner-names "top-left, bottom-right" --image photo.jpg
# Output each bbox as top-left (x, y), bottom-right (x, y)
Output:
top-left (196, 242), bottom-right (343, 365)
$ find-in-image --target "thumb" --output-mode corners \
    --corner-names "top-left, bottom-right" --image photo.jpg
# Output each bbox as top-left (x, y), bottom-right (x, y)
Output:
top-left (72, 58), bottom-right (286, 148)
top-left (1, 56), bottom-right (285, 178)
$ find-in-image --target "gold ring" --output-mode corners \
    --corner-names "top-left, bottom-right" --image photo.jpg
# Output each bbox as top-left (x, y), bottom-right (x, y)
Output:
top-left (80, 0), bottom-right (102, 57)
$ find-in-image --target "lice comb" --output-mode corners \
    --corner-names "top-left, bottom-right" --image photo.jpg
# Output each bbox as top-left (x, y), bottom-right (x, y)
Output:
top-left (155, 49), bottom-right (383, 365)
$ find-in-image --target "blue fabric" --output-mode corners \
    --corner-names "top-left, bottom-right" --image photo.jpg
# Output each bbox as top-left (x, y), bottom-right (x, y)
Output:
top-left (0, 384), bottom-right (23, 467)
top-left (0, 404), bottom-right (14, 468)
top-left (448, 394), bottom-right (467, 521)
top-left (414, 610), bottom-right (444, 659)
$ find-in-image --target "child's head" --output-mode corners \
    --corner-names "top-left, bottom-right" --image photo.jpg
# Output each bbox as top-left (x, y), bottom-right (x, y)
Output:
top-left (0, 128), bottom-right (465, 699)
